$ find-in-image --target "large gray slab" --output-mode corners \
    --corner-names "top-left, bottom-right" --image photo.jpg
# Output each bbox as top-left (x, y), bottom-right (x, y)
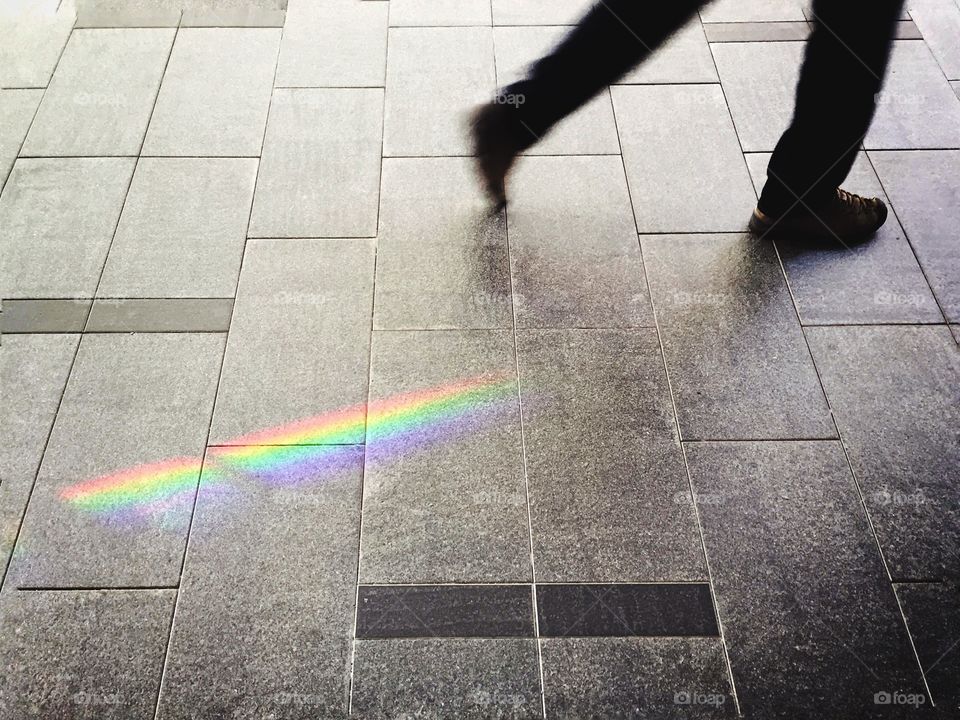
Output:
top-left (701, 0), bottom-right (806, 22)
top-left (0, 334), bottom-right (78, 586)
top-left (909, 0), bottom-right (960, 78)
top-left (870, 150), bottom-right (960, 321)
top-left (896, 581), bottom-right (960, 711)
top-left (156, 446), bottom-right (363, 719)
top-left (209, 239), bottom-right (374, 444)
top-left (686, 441), bottom-right (926, 719)
top-left (142, 28), bottom-right (279, 156)
top-left (0, 1), bottom-right (74, 88)
top-left (541, 638), bottom-right (735, 718)
top-left (6, 333), bottom-right (224, 588)
top-left (374, 157), bottom-right (512, 330)
top-left (248, 88), bottom-right (383, 238)
top-left (389, 0), bottom-right (492, 26)
top-left (276, 0), bottom-right (387, 87)
top-left (806, 326), bottom-right (960, 581)
top-left (866, 40), bottom-right (960, 149)
top-left (0, 299), bottom-right (90, 333)
top-left (181, 6), bottom-right (286, 27)
top-left (85, 298), bottom-right (234, 333)
top-left (618, 18), bottom-right (718, 84)
top-left (0, 88), bottom-right (42, 188)
top-left (507, 155), bottom-right (653, 329)
top-left (73, 0), bottom-right (181, 27)
top-left (0, 158), bottom-right (135, 299)
top-left (493, 26), bottom-right (620, 155)
top-left (98, 158), bottom-right (257, 298)
top-left (744, 152), bottom-right (942, 324)
top-left (491, 0), bottom-right (592, 25)
top-left (611, 85), bottom-right (756, 232)
top-left (0, 589), bottom-right (174, 719)
top-left (702, 21), bottom-right (811, 42)
top-left (641, 233), bottom-right (834, 440)
top-left (351, 639), bottom-right (542, 719)
top-left (516, 329), bottom-right (706, 582)
top-left (22, 29), bottom-right (175, 157)
top-left (710, 41), bottom-right (803, 153)
top-left (360, 330), bottom-right (530, 583)
top-left (384, 27), bottom-right (495, 156)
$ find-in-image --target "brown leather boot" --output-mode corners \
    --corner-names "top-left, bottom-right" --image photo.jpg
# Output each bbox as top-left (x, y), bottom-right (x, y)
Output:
top-left (749, 188), bottom-right (888, 242)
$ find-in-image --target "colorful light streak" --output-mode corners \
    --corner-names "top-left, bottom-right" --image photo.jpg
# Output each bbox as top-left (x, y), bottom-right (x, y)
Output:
top-left (57, 372), bottom-right (518, 520)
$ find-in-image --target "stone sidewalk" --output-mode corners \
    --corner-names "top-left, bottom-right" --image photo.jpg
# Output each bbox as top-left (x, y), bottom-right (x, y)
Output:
top-left (1, 0), bottom-right (959, 718)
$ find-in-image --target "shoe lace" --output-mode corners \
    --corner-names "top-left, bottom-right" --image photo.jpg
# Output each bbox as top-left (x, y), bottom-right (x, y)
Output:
top-left (836, 187), bottom-right (870, 216)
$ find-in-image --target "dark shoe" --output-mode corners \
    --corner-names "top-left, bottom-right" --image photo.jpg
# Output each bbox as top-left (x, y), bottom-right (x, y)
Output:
top-left (469, 102), bottom-right (524, 209)
top-left (749, 188), bottom-right (888, 242)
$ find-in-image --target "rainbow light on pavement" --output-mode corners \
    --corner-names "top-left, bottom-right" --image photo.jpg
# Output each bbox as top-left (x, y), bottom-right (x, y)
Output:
top-left (58, 372), bottom-right (517, 518)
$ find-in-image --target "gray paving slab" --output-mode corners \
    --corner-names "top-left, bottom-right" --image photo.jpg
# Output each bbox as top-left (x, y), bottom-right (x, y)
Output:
top-left (0, 158), bottom-right (135, 299)
top-left (870, 150), bottom-right (960, 322)
top-left (373, 157), bottom-right (512, 330)
top-left (155, 446), bottom-right (363, 720)
top-left (701, 0), bottom-right (806, 22)
top-left (641, 233), bottom-right (834, 440)
top-left (953, 324), bottom-right (960, 344)
top-left (866, 40), bottom-right (960, 149)
top-left (907, 1), bottom-right (960, 79)
top-left (0, 299), bottom-right (90, 333)
top-left (491, 0), bottom-right (592, 25)
top-left (0, 88), bottom-right (42, 188)
top-left (389, 0), bottom-right (491, 26)
top-left (611, 85), bottom-right (757, 233)
top-left (357, 584), bottom-right (534, 638)
top-left (0, 1), bottom-right (74, 88)
top-left (6, 333), bottom-right (224, 588)
top-left (22, 29), bottom-right (175, 157)
top-left (360, 330), bottom-right (530, 584)
top-left (516, 329), bottom-right (706, 582)
top-left (351, 639), bottom-right (542, 719)
top-left (618, 18), bottom-right (718, 84)
top-left (0, 334), bottom-right (78, 585)
top-left (248, 88), bottom-right (383, 238)
top-left (73, 0), bottom-right (181, 27)
top-left (142, 28), bottom-right (280, 157)
top-left (953, 79), bottom-right (960, 100)
top-left (806, 326), bottom-right (960, 581)
top-left (493, 26), bottom-right (620, 155)
top-left (180, 6), bottom-right (286, 27)
top-left (701, 21), bottom-right (810, 42)
top-left (744, 152), bottom-right (942, 324)
top-left (895, 581), bottom-right (960, 711)
top-left (894, 18), bottom-right (924, 39)
top-left (85, 298), bottom-right (234, 333)
top-left (209, 239), bottom-right (373, 444)
top-left (0, 589), bottom-right (174, 719)
top-left (541, 638), bottom-right (735, 718)
top-left (276, 0), bottom-right (387, 88)
top-left (97, 158), bottom-right (257, 299)
top-left (710, 41), bottom-right (803, 153)
top-left (384, 27), bottom-right (495, 157)
top-left (804, 3), bottom-right (911, 21)
top-left (686, 440), bottom-right (926, 719)
top-left (506, 155), bottom-right (654, 329)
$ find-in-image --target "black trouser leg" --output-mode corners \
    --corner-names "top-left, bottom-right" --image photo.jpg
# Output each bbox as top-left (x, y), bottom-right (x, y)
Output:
top-left (502, 0), bottom-right (707, 148)
top-left (758, 0), bottom-right (904, 216)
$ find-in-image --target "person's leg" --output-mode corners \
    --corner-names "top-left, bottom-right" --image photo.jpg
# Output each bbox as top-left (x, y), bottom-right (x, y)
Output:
top-left (758, 0), bottom-right (905, 218)
top-left (500, 0), bottom-right (706, 147)
top-left (471, 0), bottom-right (706, 202)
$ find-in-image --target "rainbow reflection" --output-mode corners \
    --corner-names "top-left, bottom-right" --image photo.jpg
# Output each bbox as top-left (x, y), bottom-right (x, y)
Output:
top-left (58, 372), bottom-right (517, 520)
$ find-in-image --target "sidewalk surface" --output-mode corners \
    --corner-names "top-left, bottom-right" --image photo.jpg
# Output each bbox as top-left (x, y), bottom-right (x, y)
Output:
top-left (1, 0), bottom-right (959, 717)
